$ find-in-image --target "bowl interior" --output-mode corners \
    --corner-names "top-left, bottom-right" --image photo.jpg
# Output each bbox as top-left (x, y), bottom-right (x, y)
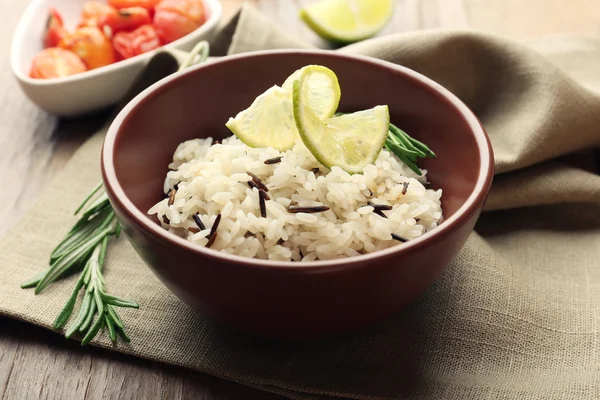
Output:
top-left (111, 52), bottom-right (485, 246)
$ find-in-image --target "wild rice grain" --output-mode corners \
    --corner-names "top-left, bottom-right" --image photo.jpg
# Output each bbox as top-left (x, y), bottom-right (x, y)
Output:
top-left (168, 189), bottom-right (176, 206)
top-left (402, 182), bottom-right (410, 195)
top-left (248, 180), bottom-right (259, 190)
top-left (367, 201), bottom-right (393, 211)
top-left (209, 214), bottom-right (222, 238)
top-left (287, 206), bottom-right (330, 213)
top-left (248, 172), bottom-right (269, 192)
top-left (259, 190), bottom-right (267, 218)
top-left (188, 227), bottom-right (200, 233)
top-left (374, 209), bottom-right (388, 219)
top-left (244, 231), bottom-right (255, 238)
top-left (264, 156), bottom-right (282, 165)
top-left (391, 233), bottom-right (409, 242)
top-left (206, 232), bottom-right (218, 248)
top-left (193, 213), bottom-right (206, 230)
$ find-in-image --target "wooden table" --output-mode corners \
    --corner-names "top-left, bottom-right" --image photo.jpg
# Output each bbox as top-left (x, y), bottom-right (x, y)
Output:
top-left (1, 1), bottom-right (599, 398)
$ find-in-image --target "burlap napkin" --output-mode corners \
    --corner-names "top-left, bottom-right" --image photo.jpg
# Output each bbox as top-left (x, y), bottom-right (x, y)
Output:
top-left (2, 5), bottom-right (600, 400)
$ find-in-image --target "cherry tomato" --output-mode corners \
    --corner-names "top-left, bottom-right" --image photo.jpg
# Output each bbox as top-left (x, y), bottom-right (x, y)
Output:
top-left (115, 7), bottom-right (152, 31)
top-left (79, 2), bottom-right (150, 34)
top-left (108, 0), bottom-right (160, 10)
top-left (79, 2), bottom-right (119, 31)
top-left (113, 24), bottom-right (160, 59)
top-left (43, 8), bottom-right (68, 48)
top-left (29, 48), bottom-right (87, 79)
top-left (153, 0), bottom-right (206, 44)
top-left (59, 27), bottom-right (116, 70)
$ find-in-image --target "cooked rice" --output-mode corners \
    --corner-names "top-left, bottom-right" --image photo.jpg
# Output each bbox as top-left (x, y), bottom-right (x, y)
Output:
top-left (148, 136), bottom-right (443, 261)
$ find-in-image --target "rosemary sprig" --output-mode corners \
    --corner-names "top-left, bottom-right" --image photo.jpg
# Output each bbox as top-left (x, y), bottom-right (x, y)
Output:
top-left (21, 186), bottom-right (138, 345)
top-left (385, 123), bottom-right (436, 176)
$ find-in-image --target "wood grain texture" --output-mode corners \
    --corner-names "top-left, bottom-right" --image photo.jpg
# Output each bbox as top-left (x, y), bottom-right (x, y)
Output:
top-left (1, 0), bottom-right (600, 399)
top-left (466, 0), bottom-right (600, 39)
top-left (0, 0), bottom-right (58, 236)
top-left (0, 318), bottom-right (281, 400)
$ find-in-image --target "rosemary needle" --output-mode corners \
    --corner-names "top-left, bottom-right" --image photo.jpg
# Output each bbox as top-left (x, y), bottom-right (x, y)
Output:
top-left (73, 181), bottom-right (103, 215)
top-left (105, 313), bottom-right (117, 343)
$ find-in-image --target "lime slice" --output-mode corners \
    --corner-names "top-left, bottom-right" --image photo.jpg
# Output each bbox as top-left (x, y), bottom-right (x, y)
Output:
top-left (300, 0), bottom-right (394, 44)
top-left (293, 70), bottom-right (389, 174)
top-left (282, 65), bottom-right (340, 120)
top-left (226, 66), bottom-right (340, 151)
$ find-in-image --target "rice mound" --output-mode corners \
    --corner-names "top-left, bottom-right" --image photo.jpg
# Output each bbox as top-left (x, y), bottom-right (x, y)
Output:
top-left (148, 136), bottom-right (443, 261)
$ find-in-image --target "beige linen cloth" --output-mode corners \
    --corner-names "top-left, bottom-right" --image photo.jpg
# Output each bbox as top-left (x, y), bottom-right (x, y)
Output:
top-left (2, 5), bottom-right (600, 400)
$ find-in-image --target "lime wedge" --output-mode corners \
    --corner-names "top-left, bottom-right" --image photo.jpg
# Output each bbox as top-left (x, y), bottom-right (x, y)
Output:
top-left (300, 0), bottom-right (394, 44)
top-left (225, 86), bottom-right (296, 151)
top-left (293, 69), bottom-right (389, 174)
top-left (226, 66), bottom-right (340, 151)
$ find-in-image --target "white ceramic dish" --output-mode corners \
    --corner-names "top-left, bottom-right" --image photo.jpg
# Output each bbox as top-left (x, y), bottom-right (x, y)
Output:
top-left (10, 0), bottom-right (222, 117)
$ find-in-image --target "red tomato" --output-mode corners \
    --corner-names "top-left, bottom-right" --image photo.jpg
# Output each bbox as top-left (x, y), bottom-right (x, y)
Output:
top-left (29, 48), bottom-right (87, 79)
top-left (43, 8), bottom-right (68, 48)
top-left (153, 0), bottom-right (206, 44)
top-left (112, 24), bottom-right (160, 59)
top-left (108, 0), bottom-right (160, 10)
top-left (59, 27), bottom-right (116, 70)
top-left (115, 7), bottom-right (152, 31)
top-left (79, 2), bottom-right (119, 31)
top-left (79, 2), bottom-right (150, 34)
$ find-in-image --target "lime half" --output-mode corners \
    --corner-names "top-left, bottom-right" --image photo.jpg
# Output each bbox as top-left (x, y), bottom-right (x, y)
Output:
top-left (300, 0), bottom-right (394, 44)
top-left (293, 68), bottom-right (389, 174)
top-left (226, 66), bottom-right (340, 151)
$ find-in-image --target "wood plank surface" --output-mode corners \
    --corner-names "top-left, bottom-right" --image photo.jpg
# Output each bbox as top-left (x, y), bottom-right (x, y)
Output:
top-left (466, 0), bottom-right (600, 39)
top-left (1, 0), bottom-right (599, 399)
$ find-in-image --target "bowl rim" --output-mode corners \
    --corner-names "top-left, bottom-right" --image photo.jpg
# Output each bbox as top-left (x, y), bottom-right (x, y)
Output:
top-left (10, 0), bottom-right (222, 85)
top-left (102, 49), bottom-right (494, 271)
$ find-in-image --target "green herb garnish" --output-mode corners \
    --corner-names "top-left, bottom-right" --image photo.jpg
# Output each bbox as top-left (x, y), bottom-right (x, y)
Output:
top-left (385, 122), bottom-right (436, 175)
top-left (21, 182), bottom-right (138, 345)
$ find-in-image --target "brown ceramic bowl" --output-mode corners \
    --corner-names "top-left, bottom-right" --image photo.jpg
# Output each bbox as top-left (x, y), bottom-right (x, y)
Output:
top-left (101, 50), bottom-right (493, 340)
